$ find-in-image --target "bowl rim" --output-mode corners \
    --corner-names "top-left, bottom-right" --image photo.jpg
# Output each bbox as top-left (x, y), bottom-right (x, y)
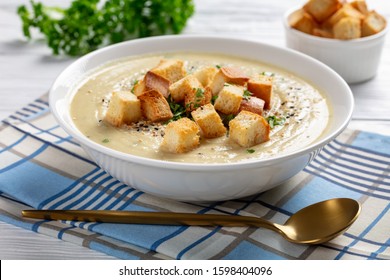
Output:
top-left (49, 34), bottom-right (354, 171)
top-left (283, 6), bottom-right (389, 45)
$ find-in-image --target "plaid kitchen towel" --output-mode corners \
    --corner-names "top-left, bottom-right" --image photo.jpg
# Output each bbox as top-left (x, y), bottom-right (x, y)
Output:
top-left (0, 95), bottom-right (389, 260)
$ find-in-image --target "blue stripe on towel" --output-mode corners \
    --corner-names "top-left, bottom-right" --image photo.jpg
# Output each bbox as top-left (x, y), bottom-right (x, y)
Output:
top-left (8, 116), bottom-right (80, 147)
top-left (315, 152), bottom-right (390, 179)
top-left (0, 143), bottom-right (48, 174)
top-left (3, 121), bottom-right (95, 165)
top-left (76, 181), bottom-right (123, 210)
top-left (15, 111), bottom-right (29, 118)
top-left (348, 133), bottom-right (390, 156)
top-left (282, 176), bottom-right (362, 214)
top-left (49, 171), bottom-right (107, 210)
top-left (105, 189), bottom-right (139, 210)
top-left (150, 202), bottom-right (221, 252)
top-left (35, 99), bottom-right (49, 106)
top-left (58, 226), bottom-right (76, 239)
top-left (308, 163), bottom-right (390, 191)
top-left (0, 134), bottom-right (28, 154)
top-left (91, 184), bottom-right (129, 210)
top-left (38, 167), bottom-right (101, 209)
top-left (326, 142), bottom-right (389, 165)
top-left (335, 203), bottom-right (390, 260)
top-left (29, 103), bottom-right (45, 111)
top-left (322, 145), bottom-right (389, 171)
top-left (370, 237), bottom-right (390, 259)
top-left (223, 241), bottom-right (285, 260)
top-left (35, 125), bottom-right (61, 135)
top-left (304, 169), bottom-right (390, 200)
top-left (22, 107), bottom-right (38, 114)
top-left (0, 160), bottom-right (77, 207)
top-left (175, 195), bottom-right (263, 259)
top-left (117, 191), bottom-right (144, 210)
top-left (61, 174), bottom-right (114, 210)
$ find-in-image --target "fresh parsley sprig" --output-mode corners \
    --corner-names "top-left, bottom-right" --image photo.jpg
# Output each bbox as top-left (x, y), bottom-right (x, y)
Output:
top-left (167, 95), bottom-right (187, 122)
top-left (17, 0), bottom-right (195, 56)
top-left (266, 115), bottom-right (286, 129)
top-left (243, 90), bottom-right (252, 101)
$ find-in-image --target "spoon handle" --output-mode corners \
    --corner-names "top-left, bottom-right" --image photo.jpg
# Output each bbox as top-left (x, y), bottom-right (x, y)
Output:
top-left (22, 209), bottom-right (277, 228)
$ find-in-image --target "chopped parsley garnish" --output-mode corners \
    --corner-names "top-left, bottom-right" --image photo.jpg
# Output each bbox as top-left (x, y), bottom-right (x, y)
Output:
top-left (211, 94), bottom-right (218, 105)
top-left (102, 138), bottom-right (110, 143)
top-left (185, 88), bottom-right (205, 110)
top-left (195, 88), bottom-right (204, 98)
top-left (266, 116), bottom-right (286, 129)
top-left (167, 95), bottom-right (186, 121)
top-left (222, 114), bottom-right (235, 127)
top-left (131, 80), bottom-right (139, 93)
top-left (243, 90), bottom-right (252, 101)
top-left (216, 65), bottom-right (222, 69)
top-left (261, 71), bottom-right (275, 77)
top-left (246, 149), bottom-right (255, 154)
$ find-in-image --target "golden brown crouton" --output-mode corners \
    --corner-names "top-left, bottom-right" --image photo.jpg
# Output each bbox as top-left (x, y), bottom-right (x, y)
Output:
top-left (312, 27), bottom-right (333, 38)
top-left (193, 66), bottom-right (218, 87)
top-left (132, 80), bottom-right (145, 97)
top-left (209, 67), bottom-right (250, 95)
top-left (169, 75), bottom-right (203, 103)
top-left (239, 96), bottom-right (265, 116)
top-left (133, 71), bottom-right (170, 98)
top-left (220, 67), bottom-right (250, 86)
top-left (350, 0), bottom-right (369, 15)
top-left (185, 87), bottom-right (212, 112)
top-left (214, 84), bottom-right (244, 115)
top-left (229, 110), bottom-right (270, 148)
top-left (303, 0), bottom-right (341, 23)
top-left (160, 118), bottom-right (200, 153)
top-left (247, 75), bottom-right (273, 110)
top-left (325, 4), bottom-right (363, 27)
top-left (138, 90), bottom-right (173, 122)
top-left (333, 17), bottom-right (361, 39)
top-left (361, 11), bottom-right (387, 37)
top-left (191, 104), bottom-right (227, 138)
top-left (104, 91), bottom-right (142, 127)
top-left (151, 59), bottom-right (186, 83)
top-left (290, 9), bottom-right (319, 35)
top-left (208, 70), bottom-right (226, 96)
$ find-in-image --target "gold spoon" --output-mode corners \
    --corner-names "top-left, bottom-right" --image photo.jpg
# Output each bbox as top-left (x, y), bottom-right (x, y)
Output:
top-left (22, 197), bottom-right (360, 245)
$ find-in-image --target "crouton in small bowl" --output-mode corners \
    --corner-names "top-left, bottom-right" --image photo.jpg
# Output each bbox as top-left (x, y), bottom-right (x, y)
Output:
top-left (283, 0), bottom-right (388, 84)
top-left (49, 35), bottom-right (353, 202)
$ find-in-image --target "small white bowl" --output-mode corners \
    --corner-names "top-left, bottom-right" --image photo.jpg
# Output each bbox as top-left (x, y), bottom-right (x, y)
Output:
top-left (283, 8), bottom-right (388, 84)
top-left (49, 35), bottom-right (353, 202)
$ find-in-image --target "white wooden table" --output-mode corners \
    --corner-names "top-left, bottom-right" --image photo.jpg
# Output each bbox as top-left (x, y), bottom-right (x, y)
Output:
top-left (1, 0), bottom-right (389, 259)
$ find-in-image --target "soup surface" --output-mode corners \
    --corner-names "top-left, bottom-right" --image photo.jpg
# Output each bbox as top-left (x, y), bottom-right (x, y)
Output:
top-left (70, 52), bottom-right (330, 163)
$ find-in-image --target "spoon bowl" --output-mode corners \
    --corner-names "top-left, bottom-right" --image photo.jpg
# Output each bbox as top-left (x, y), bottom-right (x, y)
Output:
top-left (277, 198), bottom-right (361, 244)
top-left (22, 198), bottom-right (361, 245)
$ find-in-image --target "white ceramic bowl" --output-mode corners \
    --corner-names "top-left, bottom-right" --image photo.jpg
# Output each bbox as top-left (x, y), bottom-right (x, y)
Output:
top-left (49, 35), bottom-right (353, 202)
top-left (283, 8), bottom-right (388, 84)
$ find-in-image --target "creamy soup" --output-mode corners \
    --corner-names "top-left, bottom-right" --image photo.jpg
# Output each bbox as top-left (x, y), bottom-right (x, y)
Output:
top-left (70, 53), bottom-right (329, 163)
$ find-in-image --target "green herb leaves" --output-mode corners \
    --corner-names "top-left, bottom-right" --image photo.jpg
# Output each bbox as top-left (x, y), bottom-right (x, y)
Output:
top-left (243, 90), bottom-right (252, 101)
top-left (18, 0), bottom-right (195, 56)
top-left (167, 95), bottom-right (186, 122)
top-left (261, 71), bottom-right (275, 77)
top-left (194, 87), bottom-right (205, 108)
top-left (266, 115), bottom-right (286, 129)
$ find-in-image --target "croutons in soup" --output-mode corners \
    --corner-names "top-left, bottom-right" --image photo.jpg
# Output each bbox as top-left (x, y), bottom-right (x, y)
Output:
top-left (70, 53), bottom-right (329, 163)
